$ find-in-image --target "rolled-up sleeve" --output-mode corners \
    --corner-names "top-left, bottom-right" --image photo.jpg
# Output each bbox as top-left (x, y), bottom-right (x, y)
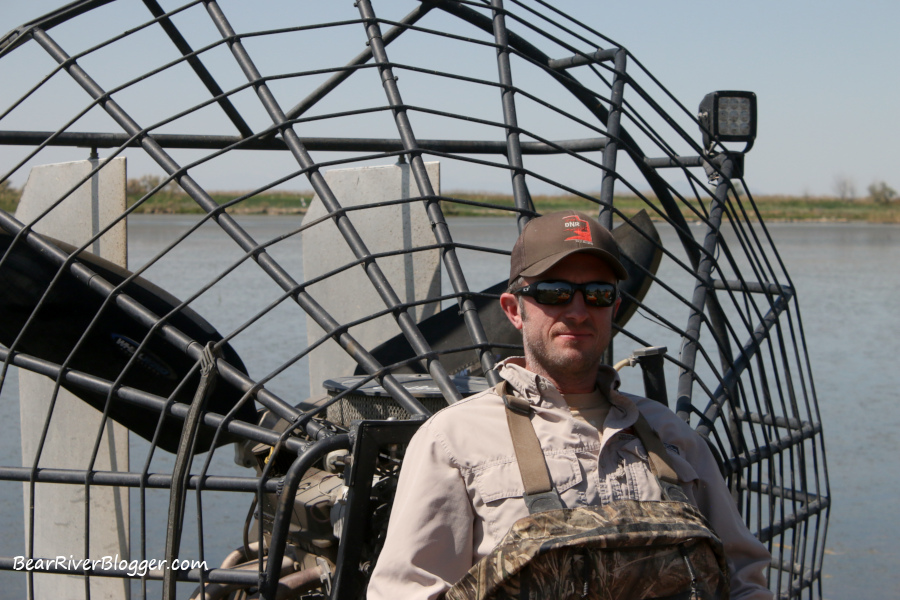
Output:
top-left (367, 419), bottom-right (474, 600)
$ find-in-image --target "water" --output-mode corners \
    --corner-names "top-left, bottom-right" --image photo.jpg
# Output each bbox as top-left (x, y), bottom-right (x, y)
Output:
top-left (1, 217), bottom-right (897, 598)
top-left (762, 223), bottom-right (900, 599)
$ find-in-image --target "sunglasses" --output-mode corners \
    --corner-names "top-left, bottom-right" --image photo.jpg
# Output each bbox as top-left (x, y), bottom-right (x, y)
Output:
top-left (512, 280), bottom-right (617, 307)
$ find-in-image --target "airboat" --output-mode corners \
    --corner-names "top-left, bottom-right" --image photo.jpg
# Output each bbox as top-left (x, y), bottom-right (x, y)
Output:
top-left (0, 1), bottom-right (829, 599)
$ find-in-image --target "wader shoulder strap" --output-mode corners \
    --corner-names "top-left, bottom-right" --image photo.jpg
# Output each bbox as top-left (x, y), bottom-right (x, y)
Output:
top-left (631, 409), bottom-right (690, 502)
top-left (631, 411), bottom-right (679, 485)
top-left (499, 381), bottom-right (687, 508)
top-left (496, 381), bottom-right (564, 514)
top-left (634, 412), bottom-right (678, 485)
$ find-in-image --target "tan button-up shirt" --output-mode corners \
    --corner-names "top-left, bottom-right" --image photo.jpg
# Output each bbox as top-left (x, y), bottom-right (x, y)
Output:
top-left (367, 359), bottom-right (772, 599)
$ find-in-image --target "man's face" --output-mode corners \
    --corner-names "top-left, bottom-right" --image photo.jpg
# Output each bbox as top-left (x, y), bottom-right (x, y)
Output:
top-left (500, 253), bottom-right (621, 392)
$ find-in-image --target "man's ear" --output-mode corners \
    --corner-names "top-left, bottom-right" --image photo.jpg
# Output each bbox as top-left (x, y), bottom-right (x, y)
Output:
top-left (500, 292), bottom-right (524, 331)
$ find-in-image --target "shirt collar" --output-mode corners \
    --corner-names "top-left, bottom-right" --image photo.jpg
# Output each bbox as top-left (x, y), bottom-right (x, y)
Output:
top-left (497, 358), bottom-right (625, 407)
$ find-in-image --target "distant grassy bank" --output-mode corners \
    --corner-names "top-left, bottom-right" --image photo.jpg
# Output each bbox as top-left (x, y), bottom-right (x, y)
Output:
top-left (442, 193), bottom-right (900, 223)
top-left (1, 187), bottom-right (898, 223)
top-left (127, 191), bottom-right (900, 223)
top-left (126, 190), bottom-right (313, 215)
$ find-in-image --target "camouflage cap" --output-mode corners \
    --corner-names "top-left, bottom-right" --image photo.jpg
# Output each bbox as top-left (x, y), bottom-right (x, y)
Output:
top-left (509, 211), bottom-right (628, 287)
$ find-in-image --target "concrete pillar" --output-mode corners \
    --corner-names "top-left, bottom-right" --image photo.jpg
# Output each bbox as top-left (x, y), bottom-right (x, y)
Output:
top-left (302, 162), bottom-right (441, 396)
top-left (17, 157), bottom-right (130, 599)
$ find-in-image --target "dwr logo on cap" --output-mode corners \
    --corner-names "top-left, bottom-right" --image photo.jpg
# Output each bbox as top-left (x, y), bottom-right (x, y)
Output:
top-left (563, 215), bottom-right (592, 243)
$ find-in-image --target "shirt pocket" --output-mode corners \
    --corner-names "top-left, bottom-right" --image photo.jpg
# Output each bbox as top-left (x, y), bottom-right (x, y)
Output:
top-left (473, 450), bottom-right (582, 504)
top-left (613, 436), bottom-right (700, 500)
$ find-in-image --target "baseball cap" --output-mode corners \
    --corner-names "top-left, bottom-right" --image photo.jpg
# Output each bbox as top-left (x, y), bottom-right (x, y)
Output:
top-left (508, 210), bottom-right (628, 286)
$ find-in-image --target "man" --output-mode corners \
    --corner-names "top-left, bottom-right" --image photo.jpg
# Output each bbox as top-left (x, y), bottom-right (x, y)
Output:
top-left (367, 211), bottom-right (772, 599)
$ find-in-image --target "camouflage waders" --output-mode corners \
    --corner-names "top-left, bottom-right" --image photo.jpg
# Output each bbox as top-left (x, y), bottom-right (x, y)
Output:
top-left (444, 384), bottom-right (729, 600)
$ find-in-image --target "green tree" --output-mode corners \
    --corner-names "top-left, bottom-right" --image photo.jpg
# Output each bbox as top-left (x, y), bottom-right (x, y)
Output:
top-left (868, 181), bottom-right (897, 204)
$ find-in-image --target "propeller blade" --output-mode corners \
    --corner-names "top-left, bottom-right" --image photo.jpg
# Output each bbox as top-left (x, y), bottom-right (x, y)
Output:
top-left (0, 231), bottom-right (257, 453)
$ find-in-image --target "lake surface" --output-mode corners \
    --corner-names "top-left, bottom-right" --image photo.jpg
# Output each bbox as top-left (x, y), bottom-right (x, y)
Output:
top-left (0, 217), bottom-right (897, 599)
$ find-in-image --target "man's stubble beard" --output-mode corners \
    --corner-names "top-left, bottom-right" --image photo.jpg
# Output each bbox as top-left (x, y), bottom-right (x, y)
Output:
top-left (519, 299), bottom-right (608, 386)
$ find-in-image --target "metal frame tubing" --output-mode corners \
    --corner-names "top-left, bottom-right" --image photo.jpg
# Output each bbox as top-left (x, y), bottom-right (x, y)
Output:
top-left (260, 434), bottom-right (351, 600)
top-left (141, 0), bottom-right (254, 138)
top-left (0, 345), bottom-right (305, 454)
top-left (548, 48), bottom-right (618, 70)
top-left (597, 49), bottom-right (627, 230)
top-left (418, 6), bottom-right (738, 383)
top-left (0, 211), bottom-right (302, 424)
top-left (712, 279), bottom-right (792, 295)
top-left (644, 155), bottom-right (705, 169)
top-left (697, 289), bottom-right (795, 439)
top-left (596, 48), bottom-right (627, 367)
top-left (357, 0), bottom-right (501, 386)
top-left (0, 4), bottom-right (830, 600)
top-left (329, 420), bottom-right (421, 600)
top-left (203, 0), bottom-right (460, 406)
top-left (490, 0), bottom-right (534, 233)
top-left (726, 421), bottom-right (821, 475)
top-left (277, 3), bottom-right (434, 128)
top-left (0, 465), bottom-right (279, 492)
top-left (29, 26), bottom-right (430, 418)
top-left (675, 156), bottom-right (735, 422)
top-left (0, 129), bottom-right (610, 154)
top-left (758, 497), bottom-right (829, 545)
top-left (0, 0), bottom-right (116, 55)
top-left (424, 0), bottom-right (702, 271)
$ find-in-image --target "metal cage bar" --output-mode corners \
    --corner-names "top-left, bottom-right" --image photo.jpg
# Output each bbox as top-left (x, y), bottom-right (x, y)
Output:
top-left (0, 3), bottom-right (829, 599)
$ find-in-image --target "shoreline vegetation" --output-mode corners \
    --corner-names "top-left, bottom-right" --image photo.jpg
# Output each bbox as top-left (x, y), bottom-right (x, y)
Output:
top-left (2, 185), bottom-right (899, 223)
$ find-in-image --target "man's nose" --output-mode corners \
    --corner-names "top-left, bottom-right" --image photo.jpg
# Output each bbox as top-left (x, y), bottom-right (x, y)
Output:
top-left (563, 290), bottom-right (591, 321)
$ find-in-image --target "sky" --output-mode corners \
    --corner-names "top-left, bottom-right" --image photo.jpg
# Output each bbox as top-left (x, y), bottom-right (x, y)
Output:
top-left (1, 0), bottom-right (898, 198)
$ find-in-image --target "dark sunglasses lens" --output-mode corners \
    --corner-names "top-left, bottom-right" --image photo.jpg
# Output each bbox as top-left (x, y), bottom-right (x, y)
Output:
top-left (523, 281), bottom-right (616, 306)
top-left (533, 282), bottom-right (573, 305)
top-left (583, 283), bottom-right (616, 306)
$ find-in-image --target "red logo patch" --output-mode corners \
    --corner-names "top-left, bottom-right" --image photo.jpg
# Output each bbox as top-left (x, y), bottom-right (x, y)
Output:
top-left (562, 215), bottom-right (592, 243)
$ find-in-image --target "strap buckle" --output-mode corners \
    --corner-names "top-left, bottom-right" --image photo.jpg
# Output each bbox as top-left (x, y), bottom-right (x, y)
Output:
top-left (524, 490), bottom-right (564, 513)
top-left (503, 392), bottom-right (533, 415)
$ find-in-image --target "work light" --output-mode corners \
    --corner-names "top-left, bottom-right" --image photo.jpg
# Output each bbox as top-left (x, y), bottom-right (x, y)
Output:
top-left (698, 91), bottom-right (757, 153)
